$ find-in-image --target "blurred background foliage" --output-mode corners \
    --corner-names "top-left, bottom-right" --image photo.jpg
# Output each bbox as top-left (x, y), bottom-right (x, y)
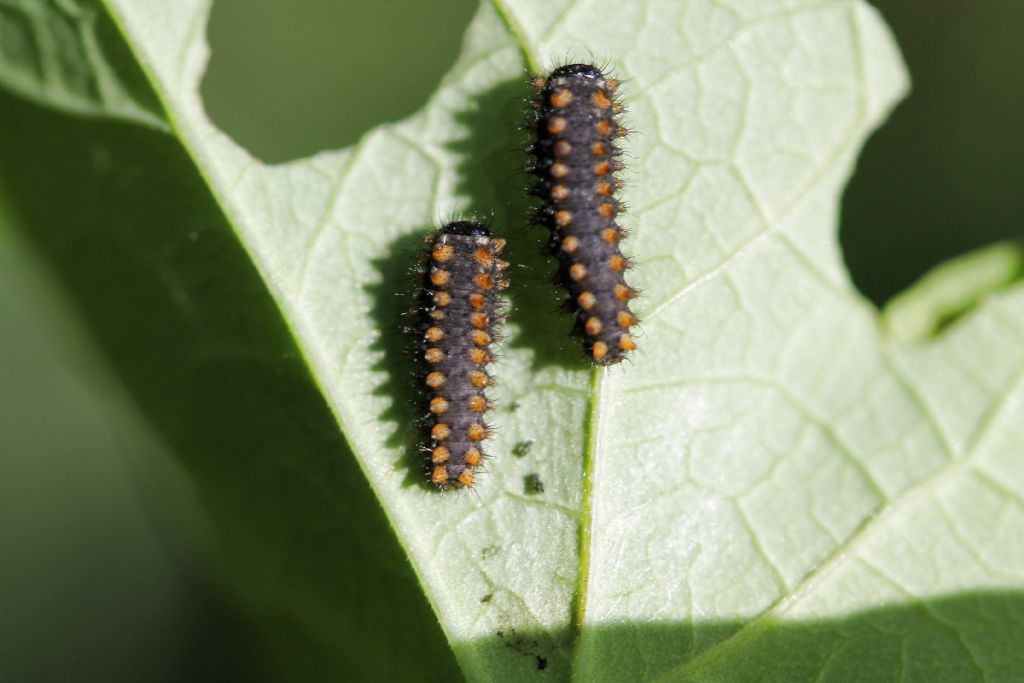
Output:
top-left (2, 0), bottom-right (1022, 680)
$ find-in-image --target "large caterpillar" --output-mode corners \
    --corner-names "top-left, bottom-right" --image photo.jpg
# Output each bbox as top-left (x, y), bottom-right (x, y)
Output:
top-left (527, 64), bottom-right (638, 365)
top-left (413, 221), bottom-right (508, 489)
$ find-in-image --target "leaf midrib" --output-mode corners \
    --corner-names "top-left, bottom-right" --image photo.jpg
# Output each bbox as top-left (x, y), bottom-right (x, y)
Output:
top-left (484, 3), bottom-right (608, 677)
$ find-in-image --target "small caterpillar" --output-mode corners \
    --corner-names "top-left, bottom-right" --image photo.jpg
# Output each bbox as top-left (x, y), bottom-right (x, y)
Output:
top-left (413, 221), bottom-right (508, 488)
top-left (527, 63), bottom-right (638, 365)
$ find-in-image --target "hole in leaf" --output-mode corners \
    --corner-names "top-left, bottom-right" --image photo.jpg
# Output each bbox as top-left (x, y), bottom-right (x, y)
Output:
top-left (202, 0), bottom-right (476, 163)
top-left (841, 2), bottom-right (1024, 328)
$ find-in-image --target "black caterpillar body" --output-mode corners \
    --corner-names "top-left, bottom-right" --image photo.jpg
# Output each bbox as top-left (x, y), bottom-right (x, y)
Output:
top-left (414, 221), bottom-right (508, 489)
top-left (528, 63), bottom-right (638, 365)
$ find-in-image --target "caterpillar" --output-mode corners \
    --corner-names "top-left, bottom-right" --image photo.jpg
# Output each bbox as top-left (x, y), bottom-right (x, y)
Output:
top-left (527, 63), bottom-right (638, 365)
top-left (413, 221), bottom-right (508, 488)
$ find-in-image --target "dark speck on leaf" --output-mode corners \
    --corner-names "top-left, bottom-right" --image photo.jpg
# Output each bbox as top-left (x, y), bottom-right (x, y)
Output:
top-left (513, 439), bottom-right (534, 458)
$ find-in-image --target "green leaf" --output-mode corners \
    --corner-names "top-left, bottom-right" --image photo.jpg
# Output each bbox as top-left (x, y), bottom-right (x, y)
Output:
top-left (4, 1), bottom-right (1023, 682)
top-left (882, 240), bottom-right (1024, 342)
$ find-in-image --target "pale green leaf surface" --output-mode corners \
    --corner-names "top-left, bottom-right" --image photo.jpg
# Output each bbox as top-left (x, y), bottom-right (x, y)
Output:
top-left (5, 0), bottom-right (1024, 681)
top-left (882, 241), bottom-right (1024, 342)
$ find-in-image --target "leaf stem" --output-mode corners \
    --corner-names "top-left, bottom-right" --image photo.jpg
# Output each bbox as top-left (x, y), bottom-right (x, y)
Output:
top-left (570, 366), bottom-right (605, 680)
top-left (489, 0), bottom-right (542, 74)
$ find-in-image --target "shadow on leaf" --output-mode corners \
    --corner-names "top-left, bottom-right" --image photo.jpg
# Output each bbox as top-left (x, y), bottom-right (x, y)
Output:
top-left (459, 589), bottom-right (1024, 682)
top-left (0, 79), bottom-right (457, 682)
top-left (447, 77), bottom-right (588, 372)
top-left (364, 228), bottom-right (441, 490)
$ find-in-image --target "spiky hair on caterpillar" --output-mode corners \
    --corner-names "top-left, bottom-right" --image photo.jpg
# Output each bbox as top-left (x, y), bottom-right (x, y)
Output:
top-left (526, 63), bottom-right (639, 365)
top-left (412, 220), bottom-right (509, 489)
